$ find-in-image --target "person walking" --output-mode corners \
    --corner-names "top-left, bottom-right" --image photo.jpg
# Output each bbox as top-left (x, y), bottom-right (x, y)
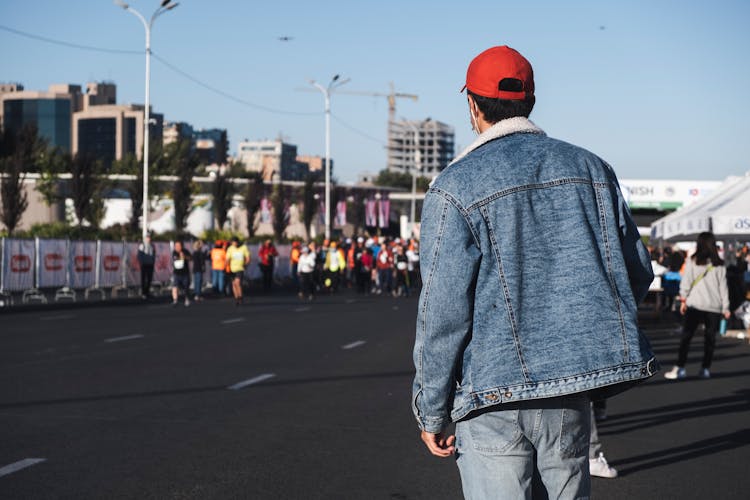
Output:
top-left (412, 45), bottom-right (655, 499)
top-left (226, 236), bottom-right (250, 306)
top-left (297, 245), bottom-right (316, 301)
top-left (258, 239), bottom-right (278, 292)
top-left (210, 240), bottom-right (227, 296)
top-left (137, 233), bottom-right (156, 299)
top-left (665, 231), bottom-right (731, 380)
top-left (192, 239), bottom-right (208, 301)
top-left (324, 241), bottom-right (346, 293)
top-left (290, 240), bottom-right (302, 290)
top-left (171, 241), bottom-right (192, 307)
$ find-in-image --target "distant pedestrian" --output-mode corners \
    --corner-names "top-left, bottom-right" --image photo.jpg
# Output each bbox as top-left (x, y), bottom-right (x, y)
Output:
top-left (394, 245), bottom-right (410, 297)
top-left (258, 239), bottom-right (278, 292)
top-left (297, 246), bottom-right (316, 300)
top-left (137, 233), bottom-right (156, 299)
top-left (192, 239), bottom-right (208, 301)
top-left (324, 241), bottom-right (346, 293)
top-left (210, 240), bottom-right (227, 296)
top-left (290, 240), bottom-right (302, 289)
top-left (665, 231), bottom-right (731, 380)
top-left (171, 241), bottom-right (192, 307)
top-left (226, 237), bottom-right (250, 306)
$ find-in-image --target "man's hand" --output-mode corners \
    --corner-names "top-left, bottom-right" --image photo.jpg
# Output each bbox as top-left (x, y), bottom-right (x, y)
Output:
top-left (680, 302), bottom-right (688, 315)
top-left (420, 430), bottom-right (456, 458)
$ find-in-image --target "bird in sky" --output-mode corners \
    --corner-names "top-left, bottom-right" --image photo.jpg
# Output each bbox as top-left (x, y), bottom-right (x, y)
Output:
top-left (278, 36), bottom-right (294, 42)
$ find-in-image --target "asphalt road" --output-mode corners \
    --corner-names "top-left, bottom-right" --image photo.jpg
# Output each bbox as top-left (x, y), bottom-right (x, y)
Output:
top-left (0, 292), bottom-right (748, 499)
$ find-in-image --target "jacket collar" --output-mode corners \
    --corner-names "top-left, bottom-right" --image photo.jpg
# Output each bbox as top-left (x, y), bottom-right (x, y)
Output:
top-left (450, 116), bottom-right (545, 165)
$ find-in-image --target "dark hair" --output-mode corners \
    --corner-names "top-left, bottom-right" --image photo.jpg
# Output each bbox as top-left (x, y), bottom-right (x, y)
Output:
top-left (468, 90), bottom-right (535, 124)
top-left (692, 231), bottom-right (724, 266)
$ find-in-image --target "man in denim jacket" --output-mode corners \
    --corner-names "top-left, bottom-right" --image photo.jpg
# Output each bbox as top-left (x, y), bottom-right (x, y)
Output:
top-left (412, 46), bottom-right (656, 499)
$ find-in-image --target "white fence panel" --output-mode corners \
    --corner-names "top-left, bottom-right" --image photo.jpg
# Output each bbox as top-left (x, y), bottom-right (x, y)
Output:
top-left (98, 241), bottom-right (125, 288)
top-left (1, 239), bottom-right (35, 291)
top-left (69, 240), bottom-right (97, 289)
top-left (124, 242), bottom-right (141, 287)
top-left (152, 242), bottom-right (173, 284)
top-left (37, 239), bottom-right (69, 288)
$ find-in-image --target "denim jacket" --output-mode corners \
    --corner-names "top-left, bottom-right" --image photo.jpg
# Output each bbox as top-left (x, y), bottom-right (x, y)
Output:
top-left (412, 117), bottom-right (656, 433)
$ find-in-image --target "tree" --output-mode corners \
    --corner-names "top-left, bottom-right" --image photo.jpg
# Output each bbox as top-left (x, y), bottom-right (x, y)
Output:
top-left (243, 172), bottom-right (263, 238)
top-left (0, 133), bottom-right (29, 235)
top-left (302, 174), bottom-right (316, 240)
top-left (36, 146), bottom-right (67, 207)
top-left (346, 190), bottom-right (364, 236)
top-left (167, 139), bottom-right (197, 236)
top-left (271, 182), bottom-right (287, 241)
top-left (212, 170), bottom-right (234, 231)
top-left (374, 169), bottom-right (430, 192)
top-left (111, 153), bottom-right (143, 234)
top-left (70, 153), bottom-right (106, 228)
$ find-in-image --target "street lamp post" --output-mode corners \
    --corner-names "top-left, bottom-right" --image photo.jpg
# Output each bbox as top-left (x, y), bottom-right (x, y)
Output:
top-left (115, 0), bottom-right (179, 243)
top-left (310, 75), bottom-right (349, 240)
top-left (403, 119), bottom-right (424, 232)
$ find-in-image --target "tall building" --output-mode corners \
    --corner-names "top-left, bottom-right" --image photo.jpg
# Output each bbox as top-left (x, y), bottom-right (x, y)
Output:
top-left (73, 103), bottom-right (163, 168)
top-left (193, 128), bottom-right (228, 165)
top-left (296, 154), bottom-right (333, 181)
top-left (237, 139), bottom-right (308, 181)
top-left (163, 121), bottom-right (194, 146)
top-left (387, 119), bottom-right (454, 178)
top-left (0, 83), bottom-right (84, 152)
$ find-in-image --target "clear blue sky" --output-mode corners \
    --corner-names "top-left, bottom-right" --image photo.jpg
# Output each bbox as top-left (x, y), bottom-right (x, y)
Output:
top-left (2, 0), bottom-right (749, 183)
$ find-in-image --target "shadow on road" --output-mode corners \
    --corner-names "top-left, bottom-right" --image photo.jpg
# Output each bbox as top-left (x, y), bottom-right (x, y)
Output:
top-left (600, 388), bottom-right (750, 436)
top-left (613, 428), bottom-right (750, 476)
top-left (0, 369), bottom-right (416, 410)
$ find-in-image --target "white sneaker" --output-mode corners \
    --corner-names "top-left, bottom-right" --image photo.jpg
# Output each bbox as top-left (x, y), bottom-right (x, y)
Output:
top-left (699, 368), bottom-right (711, 379)
top-left (589, 452), bottom-right (618, 478)
top-left (184, 298), bottom-right (190, 307)
top-left (664, 366), bottom-right (686, 380)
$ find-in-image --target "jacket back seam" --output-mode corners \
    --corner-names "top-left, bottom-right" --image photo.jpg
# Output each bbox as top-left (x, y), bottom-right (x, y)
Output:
top-left (429, 188), bottom-right (482, 248)
top-left (480, 204), bottom-right (531, 382)
top-left (594, 185), bottom-right (629, 361)
top-left (465, 178), bottom-right (593, 213)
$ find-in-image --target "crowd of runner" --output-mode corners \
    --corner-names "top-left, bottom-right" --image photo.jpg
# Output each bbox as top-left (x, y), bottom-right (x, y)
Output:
top-left (150, 236), bottom-right (421, 306)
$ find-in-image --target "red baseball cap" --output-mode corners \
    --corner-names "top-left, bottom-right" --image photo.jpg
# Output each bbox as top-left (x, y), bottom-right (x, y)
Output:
top-left (461, 46), bottom-right (534, 100)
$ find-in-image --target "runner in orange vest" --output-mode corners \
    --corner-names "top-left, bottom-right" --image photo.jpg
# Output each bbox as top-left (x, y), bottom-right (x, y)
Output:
top-left (210, 240), bottom-right (227, 295)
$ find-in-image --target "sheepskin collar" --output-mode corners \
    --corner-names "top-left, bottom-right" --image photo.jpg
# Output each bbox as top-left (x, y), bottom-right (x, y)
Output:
top-left (450, 116), bottom-right (545, 165)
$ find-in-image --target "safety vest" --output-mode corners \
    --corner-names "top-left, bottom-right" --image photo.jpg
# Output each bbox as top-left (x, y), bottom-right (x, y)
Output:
top-left (211, 247), bottom-right (226, 271)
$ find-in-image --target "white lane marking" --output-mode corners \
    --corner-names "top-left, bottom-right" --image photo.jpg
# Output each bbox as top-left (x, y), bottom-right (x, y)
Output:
top-left (39, 314), bottom-right (75, 321)
top-left (221, 317), bottom-right (245, 325)
top-left (342, 340), bottom-right (366, 350)
top-left (294, 306), bottom-right (311, 312)
top-left (392, 306), bottom-right (399, 310)
top-left (228, 373), bottom-right (276, 390)
top-left (345, 299), bottom-right (356, 304)
top-left (104, 334), bottom-right (144, 344)
top-left (0, 458), bottom-right (46, 477)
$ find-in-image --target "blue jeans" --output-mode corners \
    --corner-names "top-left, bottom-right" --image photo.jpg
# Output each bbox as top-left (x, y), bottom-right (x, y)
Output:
top-left (455, 394), bottom-right (590, 500)
top-left (211, 269), bottom-right (224, 295)
top-left (193, 272), bottom-right (203, 297)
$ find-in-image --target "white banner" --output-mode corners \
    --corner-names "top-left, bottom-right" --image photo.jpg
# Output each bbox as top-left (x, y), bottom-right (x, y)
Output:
top-left (1, 238), bottom-right (35, 291)
top-left (125, 242), bottom-right (141, 287)
top-left (99, 241), bottom-right (125, 288)
top-left (69, 240), bottom-right (97, 289)
top-left (152, 241), bottom-right (172, 284)
top-left (37, 238), bottom-right (69, 288)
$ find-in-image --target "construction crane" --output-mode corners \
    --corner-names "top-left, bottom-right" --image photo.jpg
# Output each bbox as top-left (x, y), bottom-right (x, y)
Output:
top-left (335, 82), bottom-right (418, 126)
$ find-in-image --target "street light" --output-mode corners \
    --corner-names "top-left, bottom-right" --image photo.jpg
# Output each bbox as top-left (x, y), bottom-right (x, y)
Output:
top-left (402, 118), bottom-right (427, 232)
top-left (309, 74), bottom-right (349, 240)
top-left (114, 0), bottom-right (179, 242)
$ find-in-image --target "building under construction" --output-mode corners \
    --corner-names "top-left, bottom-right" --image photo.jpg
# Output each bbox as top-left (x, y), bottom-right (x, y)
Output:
top-left (387, 119), bottom-right (455, 178)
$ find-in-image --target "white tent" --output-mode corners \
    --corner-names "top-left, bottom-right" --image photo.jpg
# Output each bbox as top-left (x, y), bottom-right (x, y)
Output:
top-left (651, 173), bottom-right (750, 242)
